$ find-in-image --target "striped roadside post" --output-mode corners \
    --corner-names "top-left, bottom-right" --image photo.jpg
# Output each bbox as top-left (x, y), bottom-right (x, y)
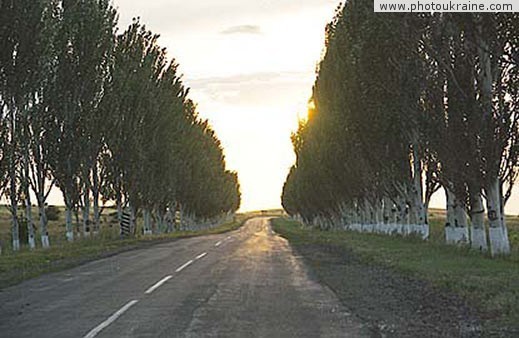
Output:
top-left (120, 211), bottom-right (132, 236)
top-left (175, 211), bottom-right (181, 231)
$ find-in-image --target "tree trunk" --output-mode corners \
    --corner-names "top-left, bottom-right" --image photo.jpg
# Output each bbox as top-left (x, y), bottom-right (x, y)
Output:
top-left (82, 183), bottom-right (91, 237)
top-left (396, 197), bottom-right (408, 225)
top-left (130, 205), bottom-right (137, 235)
top-left (143, 209), bottom-right (152, 235)
top-left (116, 189), bottom-right (123, 223)
top-left (23, 145), bottom-right (36, 249)
top-left (445, 188), bottom-right (469, 245)
top-left (165, 208), bottom-right (173, 233)
top-left (10, 175), bottom-right (20, 251)
top-left (37, 193), bottom-right (50, 248)
top-left (383, 197), bottom-right (393, 225)
top-left (410, 145), bottom-right (427, 226)
top-left (25, 191), bottom-right (35, 250)
top-left (65, 196), bottom-right (74, 242)
top-left (156, 209), bottom-right (164, 234)
top-left (469, 188), bottom-right (487, 251)
top-left (476, 17), bottom-right (509, 255)
top-left (92, 166), bottom-right (101, 234)
top-left (92, 194), bottom-right (100, 234)
top-left (485, 177), bottom-right (510, 255)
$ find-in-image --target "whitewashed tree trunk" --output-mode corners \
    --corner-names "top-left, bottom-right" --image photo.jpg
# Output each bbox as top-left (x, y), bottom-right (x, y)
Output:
top-left (366, 202), bottom-right (372, 225)
top-left (165, 208), bottom-right (173, 233)
top-left (476, 17), bottom-right (510, 255)
top-left (411, 143), bottom-right (427, 226)
top-left (92, 196), bottom-right (100, 234)
top-left (23, 146), bottom-right (36, 249)
top-left (91, 167), bottom-right (101, 234)
top-left (65, 197), bottom-right (74, 242)
top-left (10, 177), bottom-right (20, 251)
top-left (37, 194), bottom-right (50, 247)
top-left (116, 191), bottom-right (123, 224)
top-left (25, 193), bottom-right (35, 250)
top-left (469, 189), bottom-right (487, 251)
top-left (8, 105), bottom-right (20, 251)
top-left (485, 177), bottom-right (510, 255)
top-left (130, 205), bottom-right (136, 235)
top-left (382, 197), bottom-right (393, 224)
top-left (156, 209), bottom-right (164, 234)
top-left (143, 209), bottom-right (152, 235)
top-left (374, 199), bottom-right (383, 225)
top-left (396, 197), bottom-right (408, 225)
top-left (82, 186), bottom-right (91, 237)
top-left (445, 188), bottom-right (469, 245)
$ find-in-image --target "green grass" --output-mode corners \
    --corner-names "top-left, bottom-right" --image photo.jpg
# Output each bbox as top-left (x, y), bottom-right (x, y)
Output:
top-left (0, 213), bottom-right (251, 290)
top-left (271, 217), bottom-right (519, 332)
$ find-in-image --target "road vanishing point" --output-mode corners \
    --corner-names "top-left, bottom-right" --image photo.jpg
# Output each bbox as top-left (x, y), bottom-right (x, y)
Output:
top-left (0, 218), bottom-right (370, 337)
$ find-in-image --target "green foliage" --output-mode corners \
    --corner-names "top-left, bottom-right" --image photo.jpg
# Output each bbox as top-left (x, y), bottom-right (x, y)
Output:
top-left (104, 19), bottom-right (240, 219)
top-left (0, 0), bottom-right (241, 248)
top-left (282, 2), bottom-right (519, 234)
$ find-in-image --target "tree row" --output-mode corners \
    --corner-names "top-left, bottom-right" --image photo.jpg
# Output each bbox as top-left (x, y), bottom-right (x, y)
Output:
top-left (0, 0), bottom-right (241, 251)
top-left (282, 1), bottom-right (519, 256)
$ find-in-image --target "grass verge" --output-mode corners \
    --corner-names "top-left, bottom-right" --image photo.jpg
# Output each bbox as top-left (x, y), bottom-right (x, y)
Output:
top-left (271, 217), bottom-right (519, 334)
top-left (0, 215), bottom-right (248, 290)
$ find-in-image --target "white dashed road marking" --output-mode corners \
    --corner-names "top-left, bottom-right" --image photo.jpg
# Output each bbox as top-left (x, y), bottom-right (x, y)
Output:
top-left (83, 300), bottom-right (139, 338)
top-left (215, 241), bottom-right (222, 247)
top-left (176, 259), bottom-right (194, 273)
top-left (145, 275), bottom-right (173, 295)
top-left (195, 252), bottom-right (208, 260)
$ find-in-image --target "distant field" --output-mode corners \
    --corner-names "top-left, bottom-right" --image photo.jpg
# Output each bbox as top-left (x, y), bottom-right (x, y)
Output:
top-left (0, 205), bottom-right (121, 250)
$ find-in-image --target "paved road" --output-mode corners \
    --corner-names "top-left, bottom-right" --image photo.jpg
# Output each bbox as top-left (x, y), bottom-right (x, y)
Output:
top-left (0, 218), bottom-right (368, 337)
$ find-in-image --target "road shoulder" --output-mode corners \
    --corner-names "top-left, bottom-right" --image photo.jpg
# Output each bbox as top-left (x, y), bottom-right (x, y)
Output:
top-left (272, 218), bottom-right (488, 337)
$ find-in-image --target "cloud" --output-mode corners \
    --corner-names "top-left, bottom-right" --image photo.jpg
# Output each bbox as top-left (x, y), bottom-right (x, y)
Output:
top-left (185, 71), bottom-right (314, 111)
top-left (220, 24), bottom-right (262, 35)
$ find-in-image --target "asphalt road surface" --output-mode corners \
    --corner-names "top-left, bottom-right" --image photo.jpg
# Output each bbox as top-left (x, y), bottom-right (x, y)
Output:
top-left (0, 218), bottom-right (369, 337)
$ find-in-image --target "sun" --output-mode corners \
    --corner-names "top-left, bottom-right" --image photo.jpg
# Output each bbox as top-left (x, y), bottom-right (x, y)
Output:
top-left (306, 99), bottom-right (316, 121)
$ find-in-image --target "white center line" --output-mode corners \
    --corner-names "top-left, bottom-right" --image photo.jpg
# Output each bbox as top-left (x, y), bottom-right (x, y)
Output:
top-left (176, 259), bottom-right (194, 272)
top-left (226, 236), bottom-right (232, 240)
top-left (215, 241), bottom-right (222, 247)
top-left (144, 275), bottom-right (173, 295)
top-left (195, 252), bottom-right (208, 260)
top-left (83, 300), bottom-right (138, 338)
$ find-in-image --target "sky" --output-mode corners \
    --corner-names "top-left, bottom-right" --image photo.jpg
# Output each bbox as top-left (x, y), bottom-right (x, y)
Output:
top-left (111, 0), bottom-right (341, 211)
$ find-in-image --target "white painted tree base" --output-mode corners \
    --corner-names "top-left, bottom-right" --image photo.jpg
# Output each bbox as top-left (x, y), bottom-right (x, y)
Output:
top-left (470, 228), bottom-right (488, 251)
top-left (66, 231), bottom-right (74, 242)
top-left (12, 239), bottom-right (20, 251)
top-left (342, 223), bottom-right (429, 240)
top-left (445, 226), bottom-right (469, 245)
top-left (489, 227), bottom-right (511, 256)
top-left (41, 235), bottom-right (50, 248)
top-left (28, 236), bottom-right (36, 250)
